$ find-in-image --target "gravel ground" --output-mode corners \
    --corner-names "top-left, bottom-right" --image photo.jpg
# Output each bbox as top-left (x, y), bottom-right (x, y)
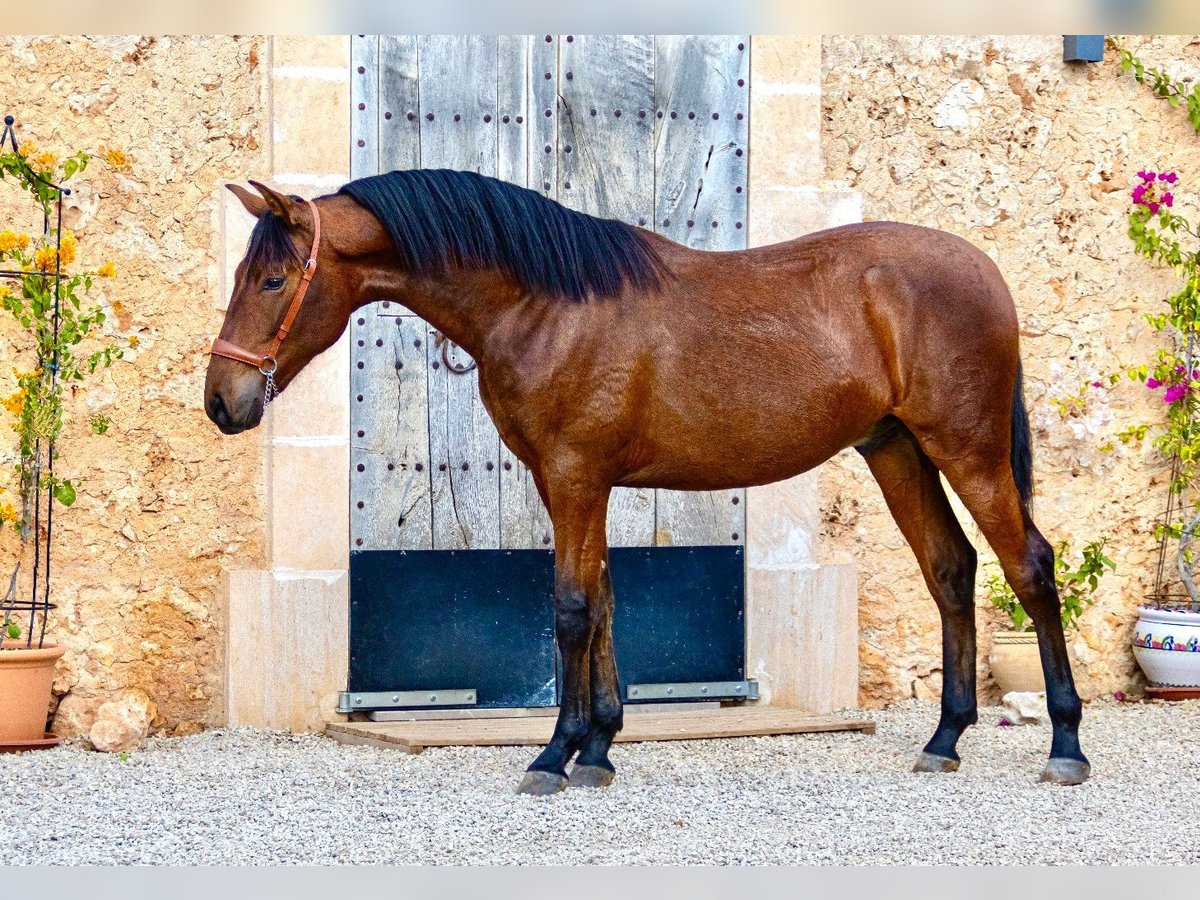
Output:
top-left (2, 699), bottom-right (1197, 865)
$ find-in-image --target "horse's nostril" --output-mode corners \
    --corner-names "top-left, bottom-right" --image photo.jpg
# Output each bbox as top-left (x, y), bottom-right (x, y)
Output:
top-left (208, 393), bottom-right (231, 427)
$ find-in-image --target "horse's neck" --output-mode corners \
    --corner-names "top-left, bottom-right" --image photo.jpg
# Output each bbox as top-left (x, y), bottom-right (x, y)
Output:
top-left (356, 264), bottom-right (521, 364)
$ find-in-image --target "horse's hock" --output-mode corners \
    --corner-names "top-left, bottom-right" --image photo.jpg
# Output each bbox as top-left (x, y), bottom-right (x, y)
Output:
top-left (213, 35), bottom-right (861, 732)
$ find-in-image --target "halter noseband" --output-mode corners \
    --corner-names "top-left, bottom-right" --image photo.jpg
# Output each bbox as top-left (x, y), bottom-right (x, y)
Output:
top-left (210, 198), bottom-right (322, 405)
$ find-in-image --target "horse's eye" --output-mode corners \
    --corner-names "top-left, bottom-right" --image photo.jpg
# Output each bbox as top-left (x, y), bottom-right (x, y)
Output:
top-left (262, 276), bottom-right (285, 291)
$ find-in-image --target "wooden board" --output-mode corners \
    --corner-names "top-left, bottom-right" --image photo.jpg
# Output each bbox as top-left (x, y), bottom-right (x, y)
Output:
top-left (558, 34), bottom-right (658, 548)
top-left (418, 36), bottom-right (503, 550)
top-left (351, 36), bottom-right (429, 550)
top-left (650, 35), bottom-right (749, 548)
top-left (326, 707), bottom-right (875, 752)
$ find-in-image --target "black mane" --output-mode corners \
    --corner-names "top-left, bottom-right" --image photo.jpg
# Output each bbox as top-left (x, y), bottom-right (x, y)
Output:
top-left (339, 169), bottom-right (666, 301)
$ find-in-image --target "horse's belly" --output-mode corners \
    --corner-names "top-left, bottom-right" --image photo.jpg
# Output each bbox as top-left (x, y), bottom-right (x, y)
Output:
top-left (614, 416), bottom-right (867, 491)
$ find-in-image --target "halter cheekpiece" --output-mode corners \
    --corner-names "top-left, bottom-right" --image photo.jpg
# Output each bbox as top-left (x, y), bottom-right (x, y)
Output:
top-left (210, 198), bottom-right (322, 406)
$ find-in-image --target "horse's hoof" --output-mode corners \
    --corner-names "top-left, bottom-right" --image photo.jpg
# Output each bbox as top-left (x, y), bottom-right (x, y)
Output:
top-left (570, 763), bottom-right (615, 788)
top-left (517, 770), bottom-right (568, 796)
top-left (913, 751), bottom-right (960, 773)
top-left (1040, 758), bottom-right (1090, 785)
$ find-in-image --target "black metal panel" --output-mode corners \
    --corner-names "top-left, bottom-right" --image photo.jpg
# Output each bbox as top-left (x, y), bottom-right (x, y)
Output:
top-left (348, 546), bottom-right (745, 710)
top-left (349, 550), bottom-right (557, 708)
top-left (609, 546), bottom-right (745, 696)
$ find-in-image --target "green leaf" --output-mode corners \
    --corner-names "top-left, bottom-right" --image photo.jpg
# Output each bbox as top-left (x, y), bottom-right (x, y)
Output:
top-left (55, 480), bottom-right (77, 507)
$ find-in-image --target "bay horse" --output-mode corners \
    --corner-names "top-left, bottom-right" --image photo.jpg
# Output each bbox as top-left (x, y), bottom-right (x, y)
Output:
top-left (205, 171), bottom-right (1089, 792)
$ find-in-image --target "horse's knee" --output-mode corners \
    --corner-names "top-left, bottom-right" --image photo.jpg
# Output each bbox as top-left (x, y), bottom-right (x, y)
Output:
top-left (1012, 534), bottom-right (1058, 607)
top-left (554, 588), bottom-right (591, 645)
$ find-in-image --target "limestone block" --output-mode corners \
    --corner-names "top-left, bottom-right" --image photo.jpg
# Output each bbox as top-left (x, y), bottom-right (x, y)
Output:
top-left (226, 569), bottom-right (349, 732)
top-left (751, 35), bottom-right (822, 86)
top-left (270, 330), bottom-right (350, 440)
top-left (273, 35), bottom-right (350, 70)
top-left (750, 91), bottom-right (823, 184)
top-left (747, 563), bottom-right (858, 713)
top-left (747, 471), bottom-right (820, 568)
top-left (268, 439), bottom-right (350, 571)
top-left (271, 74), bottom-right (351, 177)
top-left (748, 186), bottom-right (864, 247)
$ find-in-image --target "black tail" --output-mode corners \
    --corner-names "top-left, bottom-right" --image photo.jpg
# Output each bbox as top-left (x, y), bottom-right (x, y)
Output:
top-left (1010, 361), bottom-right (1034, 505)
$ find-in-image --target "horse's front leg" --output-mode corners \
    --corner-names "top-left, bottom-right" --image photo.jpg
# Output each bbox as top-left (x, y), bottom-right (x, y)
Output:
top-left (516, 484), bottom-right (612, 796)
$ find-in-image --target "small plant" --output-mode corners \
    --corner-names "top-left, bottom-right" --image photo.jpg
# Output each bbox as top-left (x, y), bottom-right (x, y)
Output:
top-left (1108, 39), bottom-right (1200, 134)
top-left (0, 142), bottom-right (126, 537)
top-left (984, 539), bottom-right (1116, 632)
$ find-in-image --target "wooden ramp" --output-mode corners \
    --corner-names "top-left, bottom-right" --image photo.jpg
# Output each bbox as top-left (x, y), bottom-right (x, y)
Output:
top-left (326, 707), bottom-right (874, 753)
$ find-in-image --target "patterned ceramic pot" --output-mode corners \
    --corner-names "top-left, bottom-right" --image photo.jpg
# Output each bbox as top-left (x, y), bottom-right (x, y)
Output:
top-left (989, 630), bottom-right (1045, 694)
top-left (1133, 606), bottom-right (1200, 687)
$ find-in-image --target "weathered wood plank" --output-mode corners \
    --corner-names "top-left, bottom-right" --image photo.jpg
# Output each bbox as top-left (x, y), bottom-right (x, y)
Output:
top-left (350, 315), bottom-right (433, 550)
top-left (559, 34), bottom-right (657, 548)
top-left (419, 37), bottom-right (503, 549)
top-left (651, 35), bottom-right (750, 547)
top-left (497, 35), bottom-right (555, 550)
top-left (379, 36), bottom-right (420, 173)
top-left (417, 35), bottom-right (498, 173)
top-left (326, 707), bottom-right (876, 750)
top-left (350, 36), bottom-right (379, 179)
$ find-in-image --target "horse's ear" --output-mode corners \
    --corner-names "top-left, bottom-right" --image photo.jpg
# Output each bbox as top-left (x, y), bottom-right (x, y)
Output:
top-left (226, 183), bottom-right (269, 219)
top-left (248, 179), bottom-right (305, 228)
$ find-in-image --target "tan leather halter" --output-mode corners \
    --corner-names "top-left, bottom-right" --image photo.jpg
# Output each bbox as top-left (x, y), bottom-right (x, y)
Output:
top-left (210, 198), bottom-right (322, 403)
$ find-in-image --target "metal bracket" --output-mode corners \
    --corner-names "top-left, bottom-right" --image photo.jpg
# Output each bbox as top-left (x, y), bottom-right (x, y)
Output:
top-left (626, 680), bottom-right (758, 702)
top-left (336, 688), bottom-right (478, 713)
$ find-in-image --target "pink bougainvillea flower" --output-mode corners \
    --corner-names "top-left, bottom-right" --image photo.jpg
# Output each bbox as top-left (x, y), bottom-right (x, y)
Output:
top-left (1175, 365), bottom-right (1185, 374)
top-left (1159, 171), bottom-right (1178, 184)
top-left (1113, 691), bottom-right (1127, 702)
top-left (1162, 191), bottom-right (1174, 208)
top-left (997, 718), bottom-right (1013, 727)
top-left (1147, 377), bottom-right (1162, 389)
top-left (1132, 184), bottom-right (1147, 204)
top-left (1148, 201), bottom-right (1161, 214)
top-left (1137, 170), bottom-right (1156, 182)
top-left (1164, 384), bottom-right (1187, 404)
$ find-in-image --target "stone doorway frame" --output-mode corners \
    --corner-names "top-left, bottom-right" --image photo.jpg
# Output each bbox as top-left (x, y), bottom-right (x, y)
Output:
top-left (220, 35), bottom-right (863, 730)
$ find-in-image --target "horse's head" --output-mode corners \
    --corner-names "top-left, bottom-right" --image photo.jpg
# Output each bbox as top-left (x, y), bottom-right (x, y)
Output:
top-left (205, 182), bottom-right (349, 434)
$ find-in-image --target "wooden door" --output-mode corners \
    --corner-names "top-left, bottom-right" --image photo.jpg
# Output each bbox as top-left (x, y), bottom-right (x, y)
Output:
top-left (345, 35), bottom-right (751, 712)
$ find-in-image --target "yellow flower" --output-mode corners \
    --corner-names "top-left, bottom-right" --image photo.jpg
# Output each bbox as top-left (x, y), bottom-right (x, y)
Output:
top-left (58, 230), bottom-right (76, 268)
top-left (0, 501), bottom-right (17, 525)
top-left (97, 261), bottom-right (116, 278)
top-left (3, 388), bottom-right (26, 416)
top-left (0, 231), bottom-right (31, 253)
top-left (100, 146), bottom-right (131, 173)
top-left (33, 247), bottom-right (57, 271)
top-left (30, 150), bottom-right (59, 173)
top-left (128, 335), bottom-right (139, 348)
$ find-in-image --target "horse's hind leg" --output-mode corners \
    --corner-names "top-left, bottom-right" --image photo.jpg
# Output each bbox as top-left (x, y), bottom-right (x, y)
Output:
top-left (860, 427), bottom-right (979, 772)
top-left (918, 443), bottom-right (1089, 785)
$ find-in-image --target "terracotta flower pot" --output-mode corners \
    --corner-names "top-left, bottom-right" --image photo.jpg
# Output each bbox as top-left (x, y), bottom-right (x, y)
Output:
top-left (0, 638), bottom-right (65, 743)
top-left (989, 630), bottom-right (1045, 694)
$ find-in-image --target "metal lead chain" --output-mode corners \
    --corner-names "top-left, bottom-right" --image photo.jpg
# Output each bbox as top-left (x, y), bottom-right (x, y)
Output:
top-left (264, 369), bottom-right (278, 406)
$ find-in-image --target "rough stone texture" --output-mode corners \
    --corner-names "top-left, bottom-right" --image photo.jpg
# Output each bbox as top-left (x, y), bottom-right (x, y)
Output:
top-left (1002, 691), bottom-right (1049, 725)
top-left (88, 688), bottom-right (158, 752)
top-left (0, 36), bottom-right (269, 735)
top-left (820, 36), bottom-right (1200, 705)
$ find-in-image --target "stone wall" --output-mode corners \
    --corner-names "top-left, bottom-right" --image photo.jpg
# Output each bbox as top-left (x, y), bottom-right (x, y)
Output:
top-left (819, 35), bottom-right (1200, 705)
top-left (0, 36), bottom-right (270, 735)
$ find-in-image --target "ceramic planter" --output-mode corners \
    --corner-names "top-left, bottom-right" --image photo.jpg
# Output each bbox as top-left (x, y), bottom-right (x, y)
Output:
top-left (1133, 606), bottom-right (1200, 687)
top-left (0, 638), bottom-right (65, 745)
top-left (989, 630), bottom-right (1045, 694)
